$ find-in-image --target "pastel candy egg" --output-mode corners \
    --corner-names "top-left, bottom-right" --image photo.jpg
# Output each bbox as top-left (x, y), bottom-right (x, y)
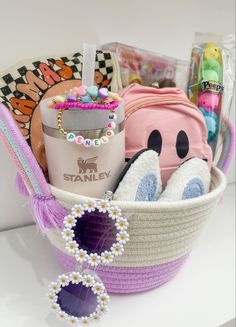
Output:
top-left (108, 92), bottom-right (121, 102)
top-left (66, 133), bottom-right (76, 142)
top-left (76, 85), bottom-right (87, 97)
top-left (87, 86), bottom-right (98, 100)
top-left (81, 95), bottom-right (92, 103)
top-left (93, 139), bottom-right (101, 147)
top-left (53, 95), bottom-right (65, 103)
top-left (98, 87), bottom-right (109, 99)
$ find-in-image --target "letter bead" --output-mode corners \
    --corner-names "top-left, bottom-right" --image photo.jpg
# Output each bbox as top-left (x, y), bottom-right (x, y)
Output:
top-left (108, 113), bottom-right (117, 121)
top-left (107, 122), bottom-right (116, 129)
top-left (75, 135), bottom-right (84, 145)
top-left (83, 139), bottom-right (92, 147)
top-left (100, 136), bottom-right (109, 144)
top-left (105, 130), bottom-right (115, 138)
top-left (93, 139), bottom-right (101, 147)
top-left (66, 133), bottom-right (76, 142)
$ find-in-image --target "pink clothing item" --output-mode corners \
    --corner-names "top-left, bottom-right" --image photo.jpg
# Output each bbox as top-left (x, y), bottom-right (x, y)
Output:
top-left (120, 84), bottom-right (213, 186)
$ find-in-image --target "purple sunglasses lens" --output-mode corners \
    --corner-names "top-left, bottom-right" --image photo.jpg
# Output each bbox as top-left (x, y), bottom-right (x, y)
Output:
top-left (57, 282), bottom-right (97, 317)
top-left (72, 209), bottom-right (117, 255)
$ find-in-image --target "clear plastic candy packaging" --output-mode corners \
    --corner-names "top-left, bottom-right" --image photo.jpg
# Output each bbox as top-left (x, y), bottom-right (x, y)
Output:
top-left (102, 42), bottom-right (189, 90)
top-left (187, 32), bottom-right (235, 157)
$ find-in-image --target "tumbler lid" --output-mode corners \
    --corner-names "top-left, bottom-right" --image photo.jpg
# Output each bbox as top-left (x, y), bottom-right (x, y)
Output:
top-left (40, 97), bottom-right (124, 130)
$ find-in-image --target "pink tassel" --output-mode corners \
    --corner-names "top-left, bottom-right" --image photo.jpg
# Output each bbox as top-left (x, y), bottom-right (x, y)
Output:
top-left (15, 173), bottom-right (29, 197)
top-left (29, 194), bottom-right (68, 232)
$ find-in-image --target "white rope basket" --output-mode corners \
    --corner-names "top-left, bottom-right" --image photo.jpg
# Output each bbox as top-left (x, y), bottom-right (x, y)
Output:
top-left (46, 167), bottom-right (226, 270)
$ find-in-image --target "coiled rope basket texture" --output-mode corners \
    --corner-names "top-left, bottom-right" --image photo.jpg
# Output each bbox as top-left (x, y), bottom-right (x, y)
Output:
top-left (46, 166), bottom-right (226, 294)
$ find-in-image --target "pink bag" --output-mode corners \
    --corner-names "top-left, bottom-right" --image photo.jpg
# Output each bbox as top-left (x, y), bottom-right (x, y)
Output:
top-left (120, 84), bottom-right (213, 186)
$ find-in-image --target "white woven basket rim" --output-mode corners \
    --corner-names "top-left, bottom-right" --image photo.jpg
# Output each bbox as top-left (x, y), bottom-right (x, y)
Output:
top-left (50, 166), bottom-right (226, 212)
top-left (47, 166), bottom-right (226, 267)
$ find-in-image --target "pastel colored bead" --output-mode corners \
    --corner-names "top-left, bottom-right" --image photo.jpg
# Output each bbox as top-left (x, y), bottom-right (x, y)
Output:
top-left (81, 95), bottom-right (92, 103)
top-left (108, 92), bottom-right (121, 101)
top-left (107, 122), bottom-right (116, 129)
top-left (108, 113), bottom-right (117, 121)
top-left (105, 129), bottom-right (115, 138)
top-left (76, 85), bottom-right (88, 97)
top-left (75, 135), bottom-right (84, 145)
top-left (83, 139), bottom-right (93, 147)
top-left (66, 94), bottom-right (77, 102)
top-left (98, 87), bottom-right (109, 99)
top-left (66, 133), bottom-right (76, 142)
top-left (53, 95), bottom-right (65, 103)
top-left (87, 86), bottom-right (98, 100)
top-left (93, 139), bottom-right (101, 147)
top-left (100, 136), bottom-right (109, 144)
top-left (69, 88), bottom-right (78, 96)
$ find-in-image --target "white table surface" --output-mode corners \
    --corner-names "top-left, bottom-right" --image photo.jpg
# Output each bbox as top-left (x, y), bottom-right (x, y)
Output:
top-left (0, 184), bottom-right (235, 327)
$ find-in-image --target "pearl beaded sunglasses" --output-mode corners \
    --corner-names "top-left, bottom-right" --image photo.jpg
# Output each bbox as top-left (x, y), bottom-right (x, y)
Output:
top-left (48, 191), bottom-right (129, 324)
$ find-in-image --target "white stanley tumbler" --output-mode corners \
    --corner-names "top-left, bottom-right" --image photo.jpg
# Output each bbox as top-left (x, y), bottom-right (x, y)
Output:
top-left (40, 99), bottom-right (125, 197)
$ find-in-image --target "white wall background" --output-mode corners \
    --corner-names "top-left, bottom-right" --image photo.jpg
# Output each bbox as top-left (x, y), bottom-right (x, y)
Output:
top-left (0, 0), bottom-right (235, 230)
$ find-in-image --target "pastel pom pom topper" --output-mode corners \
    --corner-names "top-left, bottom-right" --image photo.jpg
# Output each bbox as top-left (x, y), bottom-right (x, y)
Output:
top-left (49, 85), bottom-right (121, 110)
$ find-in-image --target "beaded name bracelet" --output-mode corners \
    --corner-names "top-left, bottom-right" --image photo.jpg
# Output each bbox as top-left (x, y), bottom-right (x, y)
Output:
top-left (51, 85), bottom-right (121, 147)
top-left (57, 110), bottom-right (117, 147)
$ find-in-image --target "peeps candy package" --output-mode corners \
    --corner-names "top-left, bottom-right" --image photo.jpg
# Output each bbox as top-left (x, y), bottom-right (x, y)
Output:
top-left (102, 42), bottom-right (189, 91)
top-left (187, 32), bottom-right (235, 157)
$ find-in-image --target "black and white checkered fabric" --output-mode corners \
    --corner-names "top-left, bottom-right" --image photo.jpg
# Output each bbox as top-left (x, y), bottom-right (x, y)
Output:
top-left (0, 50), bottom-right (114, 105)
top-left (0, 50), bottom-right (114, 144)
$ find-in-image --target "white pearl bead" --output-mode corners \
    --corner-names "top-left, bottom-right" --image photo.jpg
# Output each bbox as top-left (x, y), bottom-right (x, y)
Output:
top-left (66, 133), bottom-right (76, 142)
